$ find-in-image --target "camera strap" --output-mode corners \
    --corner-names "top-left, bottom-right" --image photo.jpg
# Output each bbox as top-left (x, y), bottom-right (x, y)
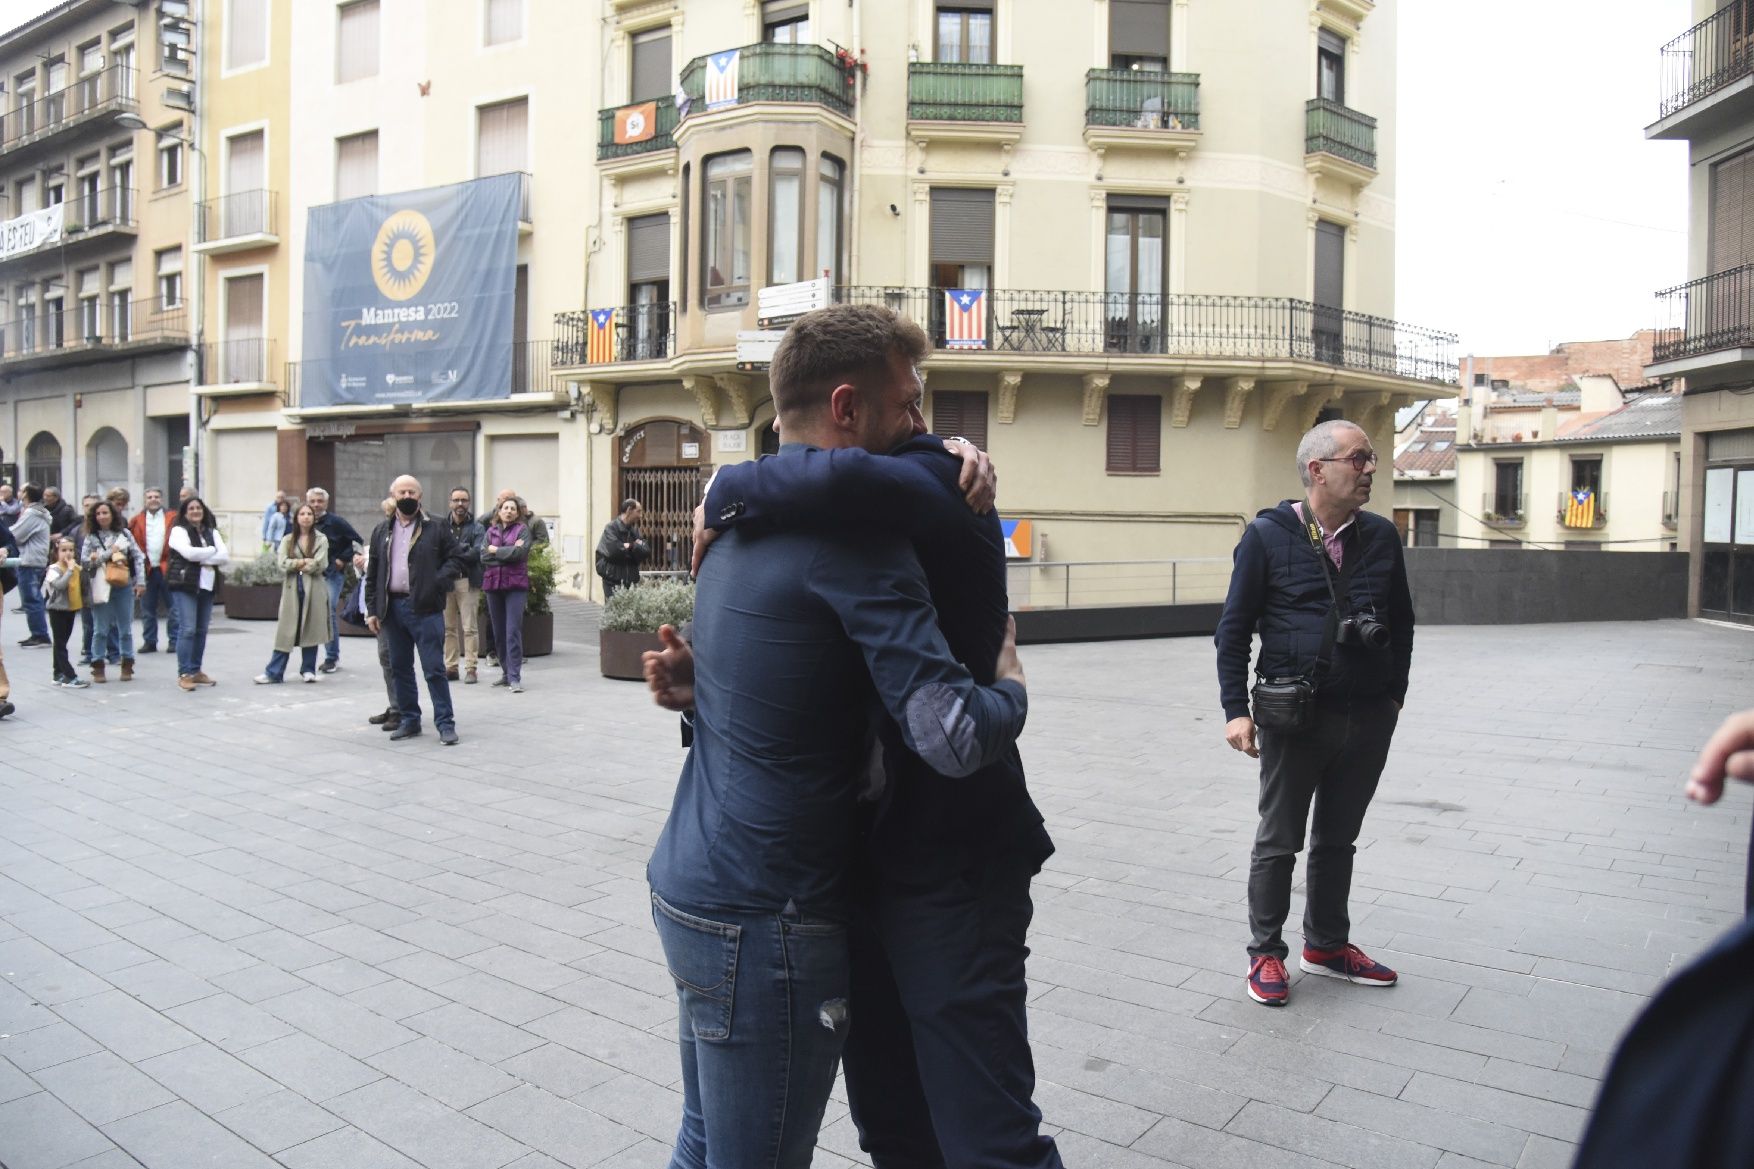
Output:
top-left (1302, 501), bottom-right (1358, 686)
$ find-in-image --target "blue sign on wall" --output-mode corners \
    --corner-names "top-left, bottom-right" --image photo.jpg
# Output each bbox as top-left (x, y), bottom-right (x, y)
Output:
top-left (300, 173), bottom-right (521, 408)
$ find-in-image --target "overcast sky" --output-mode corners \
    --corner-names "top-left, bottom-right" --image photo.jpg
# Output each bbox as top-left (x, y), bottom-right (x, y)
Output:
top-left (0, 0), bottom-right (1694, 359)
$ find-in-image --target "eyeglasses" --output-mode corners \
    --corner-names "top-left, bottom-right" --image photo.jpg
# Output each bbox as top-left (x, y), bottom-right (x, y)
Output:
top-left (1316, 451), bottom-right (1379, 472)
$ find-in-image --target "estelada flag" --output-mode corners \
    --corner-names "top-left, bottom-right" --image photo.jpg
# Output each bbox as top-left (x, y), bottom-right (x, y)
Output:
top-left (587, 308), bottom-right (617, 364)
top-left (614, 102), bottom-right (658, 145)
top-left (1564, 487), bottom-right (1596, 529)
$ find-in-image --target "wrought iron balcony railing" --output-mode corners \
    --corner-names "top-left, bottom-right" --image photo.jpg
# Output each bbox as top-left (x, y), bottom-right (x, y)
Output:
top-left (0, 295), bottom-right (185, 363)
top-left (1482, 493), bottom-right (1526, 527)
top-left (1658, 0), bottom-right (1754, 120)
top-left (283, 339), bottom-right (559, 408)
top-left (597, 100), bottom-right (680, 160)
top-left (908, 62), bottom-right (1024, 122)
top-left (1086, 68), bottom-right (1200, 131)
top-left (0, 64), bottom-right (138, 153)
top-left (199, 338), bottom-right (276, 386)
top-left (1653, 263), bottom-right (1754, 363)
top-left (680, 43), bottom-right (853, 119)
top-left (832, 286), bottom-right (1457, 383)
top-left (198, 190), bottom-right (278, 244)
top-left (1305, 98), bottom-right (1377, 170)
top-left (554, 303), bottom-right (676, 366)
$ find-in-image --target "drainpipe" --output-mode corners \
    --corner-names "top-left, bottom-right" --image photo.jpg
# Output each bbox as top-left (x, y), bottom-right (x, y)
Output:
top-left (186, 0), bottom-right (206, 497)
top-left (848, 0), bottom-right (864, 285)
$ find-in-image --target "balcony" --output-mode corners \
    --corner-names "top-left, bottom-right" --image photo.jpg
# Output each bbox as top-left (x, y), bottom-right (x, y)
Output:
top-left (193, 338), bottom-right (276, 396)
top-left (282, 340), bottom-right (561, 410)
top-left (908, 62), bottom-right (1023, 123)
top-left (679, 43), bottom-right (853, 122)
top-left (0, 65), bottom-right (138, 160)
top-left (1663, 490), bottom-right (1680, 530)
top-left (1084, 69), bottom-right (1200, 161)
top-left (1649, 264), bottom-right (1754, 386)
top-left (554, 303), bottom-right (676, 369)
top-left (1557, 490), bottom-right (1608, 529)
top-left (0, 295), bottom-right (186, 373)
top-left (597, 99), bottom-right (680, 163)
top-left (1649, 1), bottom-right (1754, 140)
top-left (1482, 493), bottom-right (1526, 528)
top-left (0, 187), bottom-right (136, 268)
top-left (833, 286), bottom-right (1457, 383)
top-left (194, 190), bottom-right (279, 255)
top-left (1305, 98), bottom-right (1378, 184)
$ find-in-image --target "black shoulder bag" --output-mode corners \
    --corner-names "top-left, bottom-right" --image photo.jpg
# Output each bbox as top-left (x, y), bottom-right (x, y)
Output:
top-left (1249, 509), bottom-right (1353, 733)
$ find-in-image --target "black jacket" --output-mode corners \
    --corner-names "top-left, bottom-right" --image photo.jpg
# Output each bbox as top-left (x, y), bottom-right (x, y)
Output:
top-left (47, 499), bottom-right (79, 541)
top-left (1215, 501), bottom-right (1415, 721)
top-left (446, 516), bottom-right (486, 587)
top-left (595, 517), bottom-right (648, 587)
top-left (364, 511), bottom-right (469, 617)
top-left (315, 511), bottom-right (366, 572)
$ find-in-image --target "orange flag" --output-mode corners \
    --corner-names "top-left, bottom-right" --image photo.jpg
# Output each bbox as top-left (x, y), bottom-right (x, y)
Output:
top-left (614, 102), bottom-right (658, 145)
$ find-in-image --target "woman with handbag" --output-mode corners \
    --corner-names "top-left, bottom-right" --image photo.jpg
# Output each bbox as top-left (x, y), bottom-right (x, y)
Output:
top-left (42, 538), bottom-right (89, 689)
top-left (166, 496), bottom-right (230, 692)
top-left (255, 504), bottom-right (330, 684)
top-left (81, 500), bottom-right (146, 683)
top-left (480, 495), bottom-right (531, 692)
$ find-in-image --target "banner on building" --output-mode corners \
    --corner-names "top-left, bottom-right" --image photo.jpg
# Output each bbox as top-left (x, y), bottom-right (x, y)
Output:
top-left (705, 50), bottom-right (740, 108)
top-left (300, 173), bottom-right (520, 408)
top-left (1001, 518), bottom-right (1032, 559)
top-left (0, 203), bottom-right (63, 261)
top-left (614, 101), bottom-right (658, 145)
top-left (1563, 488), bottom-right (1596, 529)
top-left (587, 308), bottom-right (617, 364)
top-left (944, 289), bottom-right (987, 349)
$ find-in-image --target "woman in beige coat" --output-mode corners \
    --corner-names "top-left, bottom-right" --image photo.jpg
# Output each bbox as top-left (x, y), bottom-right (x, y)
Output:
top-left (254, 504), bottom-right (330, 684)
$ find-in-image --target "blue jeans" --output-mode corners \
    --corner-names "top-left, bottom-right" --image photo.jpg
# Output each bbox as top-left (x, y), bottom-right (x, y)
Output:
top-left (170, 589), bottom-right (214, 677)
top-left (91, 589), bottom-right (135, 663)
top-left (485, 588), bottom-right (526, 683)
top-left (16, 565), bottom-right (48, 639)
top-left (382, 596), bottom-right (453, 732)
top-left (651, 891), bottom-right (850, 1169)
top-left (141, 566), bottom-right (179, 649)
top-left (263, 645), bottom-right (319, 682)
top-left (323, 570), bottom-right (345, 664)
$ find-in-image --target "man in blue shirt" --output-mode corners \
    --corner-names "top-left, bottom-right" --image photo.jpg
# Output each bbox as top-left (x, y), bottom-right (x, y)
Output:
top-left (646, 305), bottom-right (1030, 1169)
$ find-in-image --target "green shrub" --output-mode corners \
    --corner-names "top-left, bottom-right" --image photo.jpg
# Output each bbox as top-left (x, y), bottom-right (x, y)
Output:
top-left (526, 541), bottom-right (561, 616)
top-left (600, 577), bottom-right (695, 633)
top-left (225, 551), bottom-right (287, 587)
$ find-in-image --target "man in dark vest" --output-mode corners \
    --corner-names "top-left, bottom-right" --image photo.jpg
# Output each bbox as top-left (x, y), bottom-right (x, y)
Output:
top-left (1215, 418), bottom-right (1416, 1007)
top-left (595, 498), bottom-right (648, 598)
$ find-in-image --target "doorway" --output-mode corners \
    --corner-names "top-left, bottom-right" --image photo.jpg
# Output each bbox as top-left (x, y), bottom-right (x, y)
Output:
top-left (618, 418), bottom-right (711, 574)
top-left (1700, 461), bottom-right (1754, 622)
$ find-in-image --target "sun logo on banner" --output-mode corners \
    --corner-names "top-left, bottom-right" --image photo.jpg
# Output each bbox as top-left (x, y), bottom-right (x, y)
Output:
top-left (371, 209), bottom-right (436, 301)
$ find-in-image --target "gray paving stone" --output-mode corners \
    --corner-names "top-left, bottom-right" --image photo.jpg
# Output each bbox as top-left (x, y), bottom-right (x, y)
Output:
top-left (326, 1076), bottom-right (532, 1169)
top-left (406, 1001), bottom-right (549, 1063)
top-left (162, 991), bottom-right (297, 1053)
top-left (494, 1043), bottom-right (620, 1099)
top-left (138, 1039), bottom-right (283, 1113)
top-left (1226, 1099), bottom-right (1444, 1169)
top-left (33, 1052), bottom-right (177, 1126)
top-left (0, 1053), bottom-right (41, 1104)
top-left (1316, 1085), bottom-right (1526, 1166)
top-left (276, 1125), bottom-right (428, 1169)
top-left (433, 970), bottom-right (569, 1026)
top-left (465, 1083), bottom-right (643, 1167)
top-left (1516, 1135), bottom-right (1579, 1169)
top-left (346, 976), bottom-right (451, 1021)
top-left (53, 991), bottom-right (200, 1064)
top-left (101, 960), bottom-right (218, 1011)
top-left (233, 1033), bottom-right (383, 1103)
top-left (566, 1072), bottom-right (684, 1144)
top-left (0, 1022), bottom-right (107, 1072)
top-left (1399, 1073), bottom-right (1591, 1145)
top-left (0, 1091), bottom-right (118, 1169)
top-left (1135, 1114), bottom-right (1336, 1169)
top-left (257, 985), bottom-right (419, 1058)
top-left (102, 1099), bottom-right (279, 1169)
top-left (367, 1036), bottom-right (520, 1110)
top-left (213, 1088), bottom-right (347, 1154)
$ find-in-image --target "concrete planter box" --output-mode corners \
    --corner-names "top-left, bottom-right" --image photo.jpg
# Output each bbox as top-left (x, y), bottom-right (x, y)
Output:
top-left (599, 629), bottom-right (662, 680)
top-left (219, 583), bottom-right (280, 620)
top-left (523, 610), bottom-right (554, 658)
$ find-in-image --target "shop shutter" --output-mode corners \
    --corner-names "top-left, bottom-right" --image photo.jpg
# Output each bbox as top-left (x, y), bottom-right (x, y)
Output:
top-left (929, 188), bottom-right (995, 265)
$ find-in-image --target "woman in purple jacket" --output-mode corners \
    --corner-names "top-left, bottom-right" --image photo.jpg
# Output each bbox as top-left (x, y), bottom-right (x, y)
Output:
top-left (480, 495), bottom-right (531, 692)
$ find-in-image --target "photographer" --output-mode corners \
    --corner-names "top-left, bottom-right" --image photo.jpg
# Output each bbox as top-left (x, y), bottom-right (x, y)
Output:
top-left (1214, 419), bottom-right (1415, 1008)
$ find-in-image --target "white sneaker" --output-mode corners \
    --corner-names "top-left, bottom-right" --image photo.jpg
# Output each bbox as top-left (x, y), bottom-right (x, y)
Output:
top-left (300, 672), bottom-right (318, 683)
top-left (254, 674), bottom-right (276, 685)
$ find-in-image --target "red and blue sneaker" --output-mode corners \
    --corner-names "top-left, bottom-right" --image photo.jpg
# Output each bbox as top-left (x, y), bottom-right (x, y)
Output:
top-left (1246, 955), bottom-right (1290, 1006)
top-left (1300, 943), bottom-right (1397, 987)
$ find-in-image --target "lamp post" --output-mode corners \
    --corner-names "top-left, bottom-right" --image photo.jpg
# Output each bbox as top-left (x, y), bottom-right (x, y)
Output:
top-left (115, 110), bottom-right (205, 498)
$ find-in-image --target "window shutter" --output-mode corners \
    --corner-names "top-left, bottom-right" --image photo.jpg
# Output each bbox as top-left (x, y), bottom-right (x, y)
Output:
top-left (228, 0), bottom-right (268, 69)
top-left (226, 130), bottom-right (264, 193)
top-left (1712, 149), bottom-right (1754, 271)
top-left (931, 391), bottom-right (988, 449)
top-left (1109, 0), bottom-right (1169, 57)
top-left (1107, 394), bottom-right (1160, 473)
top-left (225, 274), bottom-right (264, 338)
top-left (631, 30), bottom-right (672, 103)
top-left (1314, 220), bottom-right (1345, 311)
top-left (1318, 28), bottom-right (1346, 55)
top-left (336, 131), bottom-right (377, 200)
top-left (764, 1), bottom-right (809, 23)
top-left (336, 0), bottom-right (379, 82)
top-left (477, 98), bottom-right (528, 176)
top-left (944, 0), bottom-right (995, 9)
top-left (929, 188), bottom-right (995, 265)
top-left (628, 214), bottom-right (670, 283)
top-left (485, 0), bottom-right (522, 45)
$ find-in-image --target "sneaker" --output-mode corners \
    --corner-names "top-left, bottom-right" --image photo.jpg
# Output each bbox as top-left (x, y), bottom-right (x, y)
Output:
top-left (438, 727), bottom-right (459, 746)
top-left (464, 668), bottom-right (478, 684)
top-left (1300, 944), bottom-right (1397, 987)
top-left (510, 684), bottom-right (523, 694)
top-left (1247, 955), bottom-right (1290, 1006)
top-left (18, 636), bottom-right (48, 647)
top-left (254, 674), bottom-right (278, 685)
top-left (191, 672), bottom-right (217, 687)
top-left (368, 709), bottom-right (397, 725)
top-left (318, 661), bottom-right (340, 674)
top-left (60, 677), bottom-right (91, 690)
top-left (445, 666), bottom-right (459, 681)
top-left (492, 676), bottom-right (510, 688)
top-left (301, 672), bottom-right (318, 683)
top-left (177, 675), bottom-right (197, 692)
top-left (0, 700), bottom-right (13, 719)
top-left (138, 644), bottom-right (157, 654)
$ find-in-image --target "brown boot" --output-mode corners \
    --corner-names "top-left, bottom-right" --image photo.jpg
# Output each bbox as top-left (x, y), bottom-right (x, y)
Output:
top-left (90, 660), bottom-right (106, 683)
top-left (120, 658), bottom-right (134, 681)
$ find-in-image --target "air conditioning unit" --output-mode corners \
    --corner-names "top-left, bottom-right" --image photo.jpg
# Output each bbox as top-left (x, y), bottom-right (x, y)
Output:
top-left (163, 85), bottom-right (193, 112)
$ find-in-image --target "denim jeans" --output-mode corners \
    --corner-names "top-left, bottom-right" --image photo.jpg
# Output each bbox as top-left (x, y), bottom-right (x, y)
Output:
top-left (382, 596), bottom-right (453, 732)
top-left (263, 646), bottom-right (319, 682)
top-left (79, 605), bottom-right (93, 661)
top-left (323, 569), bottom-right (346, 664)
top-left (141, 566), bottom-right (179, 648)
top-left (484, 588), bottom-right (526, 684)
top-left (16, 565), bottom-right (48, 640)
top-left (170, 590), bottom-right (215, 678)
top-left (651, 891), bottom-right (850, 1169)
top-left (91, 589), bottom-right (135, 663)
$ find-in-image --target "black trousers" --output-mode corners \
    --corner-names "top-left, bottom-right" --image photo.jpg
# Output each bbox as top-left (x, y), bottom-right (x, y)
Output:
top-left (841, 859), bottom-right (1062, 1169)
top-left (1248, 694), bottom-right (1400, 959)
top-left (49, 610), bottom-right (77, 680)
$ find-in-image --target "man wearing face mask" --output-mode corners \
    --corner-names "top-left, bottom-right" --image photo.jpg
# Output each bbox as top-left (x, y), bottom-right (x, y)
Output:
top-left (364, 475), bottom-right (471, 746)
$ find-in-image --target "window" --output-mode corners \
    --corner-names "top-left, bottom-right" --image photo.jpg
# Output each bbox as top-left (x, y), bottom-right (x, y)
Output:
top-left (1431, 440), bottom-right (1451, 451)
top-left (1109, 0), bottom-right (1169, 71)
top-left (817, 155), bottom-right (844, 286)
top-left (336, 0), bottom-right (379, 83)
top-left (1711, 147), bottom-right (1754, 273)
top-left (704, 151), bottom-right (752, 308)
top-left (932, 390), bottom-right (989, 450)
top-left (109, 152), bottom-right (133, 222)
top-left (679, 162), bottom-right (690, 304)
top-left (108, 260), bottom-right (131, 341)
top-left (1472, 372), bottom-right (1487, 386)
top-left (1317, 28), bottom-right (1345, 104)
top-left (1490, 378), bottom-right (1509, 390)
top-left (769, 148), bottom-right (804, 286)
top-left (110, 33), bottom-right (135, 99)
top-left (485, 0), bottom-right (523, 44)
top-left (630, 27), bottom-right (672, 103)
top-left (764, 1), bottom-right (810, 42)
top-left (76, 158), bottom-right (100, 225)
top-left (226, 0), bottom-right (268, 70)
top-left (158, 131), bottom-right (183, 188)
top-left (44, 171), bottom-right (64, 206)
top-left (156, 247), bottom-right (183, 307)
top-left (476, 97), bottom-right (529, 176)
top-left (1571, 457), bottom-right (1603, 497)
top-left (77, 268), bottom-right (101, 340)
top-left (45, 58), bottom-right (66, 123)
top-left (929, 187), bottom-right (994, 291)
top-left (14, 176), bottom-right (36, 214)
top-left (1105, 198), bottom-right (1167, 353)
top-left (16, 287), bottom-right (36, 352)
top-left (1313, 218), bottom-right (1344, 363)
top-left (77, 41), bottom-right (103, 106)
top-left (936, 4), bottom-right (994, 63)
top-left (627, 214), bottom-right (671, 361)
top-left (14, 72), bottom-right (36, 137)
top-left (1107, 394), bottom-right (1162, 473)
top-left (44, 290), bottom-right (64, 348)
top-left (224, 130), bottom-right (266, 234)
top-left (223, 273), bottom-right (265, 382)
top-left (335, 130), bottom-right (378, 200)
top-left (1405, 442), bottom-right (1427, 453)
top-left (1493, 461), bottom-right (1523, 517)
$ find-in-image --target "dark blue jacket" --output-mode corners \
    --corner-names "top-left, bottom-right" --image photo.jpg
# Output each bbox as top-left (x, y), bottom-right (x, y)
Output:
top-left (649, 444), bottom-right (1029, 919)
top-left (315, 511), bottom-right (365, 573)
top-left (1215, 501), bottom-right (1414, 721)
top-left (704, 435), bottom-right (1053, 879)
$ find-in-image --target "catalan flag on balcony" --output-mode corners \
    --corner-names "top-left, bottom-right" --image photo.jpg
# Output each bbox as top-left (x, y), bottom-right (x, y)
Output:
top-left (1564, 487), bottom-right (1596, 529)
top-left (944, 289), bottom-right (987, 350)
top-left (614, 101), bottom-right (658, 145)
top-left (705, 50), bottom-right (740, 109)
top-left (587, 308), bottom-right (616, 365)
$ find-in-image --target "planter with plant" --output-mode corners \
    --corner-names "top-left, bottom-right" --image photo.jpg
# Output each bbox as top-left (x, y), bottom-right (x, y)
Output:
top-left (599, 577), bottom-right (695, 680)
top-left (218, 552), bottom-right (286, 620)
top-left (520, 541), bottom-right (561, 658)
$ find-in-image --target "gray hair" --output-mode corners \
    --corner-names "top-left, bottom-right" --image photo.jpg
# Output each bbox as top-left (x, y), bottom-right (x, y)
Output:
top-left (306, 486), bottom-right (330, 501)
top-left (1295, 419), bottom-right (1365, 488)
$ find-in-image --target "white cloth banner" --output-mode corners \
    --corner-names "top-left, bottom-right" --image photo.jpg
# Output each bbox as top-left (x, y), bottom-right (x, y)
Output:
top-left (0, 203), bottom-right (63, 261)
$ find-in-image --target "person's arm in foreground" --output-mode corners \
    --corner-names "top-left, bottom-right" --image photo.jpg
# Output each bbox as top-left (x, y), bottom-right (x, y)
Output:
top-left (1688, 709), bottom-right (1754, 804)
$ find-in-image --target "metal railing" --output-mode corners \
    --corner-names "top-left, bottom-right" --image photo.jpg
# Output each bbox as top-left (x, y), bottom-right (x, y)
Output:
top-left (597, 100), bottom-right (680, 160)
top-left (200, 338), bottom-right (275, 386)
top-left (1658, 0), bottom-right (1754, 119)
top-left (1483, 492), bottom-right (1526, 526)
top-left (0, 295), bottom-right (185, 362)
top-left (1086, 68), bottom-right (1200, 131)
top-left (554, 302), bottom-right (676, 366)
top-left (1, 64), bottom-right (137, 152)
top-left (680, 43), bottom-right (853, 118)
top-left (908, 62), bottom-right (1024, 122)
top-left (198, 189), bottom-right (277, 243)
top-left (1305, 98), bottom-right (1377, 170)
top-left (283, 339), bottom-right (560, 408)
top-left (1557, 490), bottom-right (1608, 528)
top-left (833, 286), bottom-right (1458, 382)
top-left (1653, 263), bottom-right (1754, 362)
top-left (61, 184), bottom-right (137, 234)
top-left (1009, 558), bottom-right (1233, 610)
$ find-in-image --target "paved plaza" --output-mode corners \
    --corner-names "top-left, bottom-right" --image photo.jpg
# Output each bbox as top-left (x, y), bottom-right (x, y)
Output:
top-left (0, 608), bottom-right (1749, 1169)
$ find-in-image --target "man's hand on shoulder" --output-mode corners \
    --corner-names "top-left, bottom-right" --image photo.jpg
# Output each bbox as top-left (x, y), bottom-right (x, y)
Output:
top-left (943, 438), bottom-right (997, 515)
top-left (1226, 716), bottom-right (1259, 759)
top-left (643, 624), bottom-right (695, 711)
top-left (994, 615), bottom-right (1025, 690)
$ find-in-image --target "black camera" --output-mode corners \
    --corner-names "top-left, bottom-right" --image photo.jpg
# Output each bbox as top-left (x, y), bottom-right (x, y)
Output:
top-left (1336, 612), bottom-right (1390, 649)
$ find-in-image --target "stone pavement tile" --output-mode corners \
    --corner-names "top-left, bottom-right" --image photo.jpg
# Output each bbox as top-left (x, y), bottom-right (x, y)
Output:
top-left (1031, 1077), bottom-right (1160, 1145)
top-left (0, 1091), bottom-right (119, 1169)
top-left (213, 1088), bottom-right (347, 1154)
top-left (33, 1051), bottom-right (177, 1126)
top-left (1555, 1046), bottom-right (1613, 1080)
top-left (107, 917), bottom-right (198, 954)
top-left (327, 1077), bottom-right (533, 1169)
top-left (1031, 987), bottom-right (1238, 1056)
top-left (1316, 1085), bottom-right (1526, 1166)
top-left (378, 949), bottom-right (478, 989)
top-left (0, 1054), bottom-right (42, 1104)
top-left (101, 960), bottom-right (218, 1011)
top-left (1399, 1073), bottom-right (1591, 1145)
top-left (78, 900), bottom-right (160, 931)
top-left (208, 961), bottom-right (310, 1004)
top-left (5, 907), bottom-right (117, 955)
top-left (461, 944), bottom-right (589, 993)
top-left (405, 1002), bottom-right (548, 1063)
top-left (0, 937), bottom-right (117, 1005)
top-left (1436, 1154), bottom-right (1508, 1169)
top-left (276, 1124), bottom-right (429, 1169)
top-left (283, 878), bottom-right (377, 913)
top-left (242, 898), bottom-right (351, 938)
top-left (1224, 1031), bottom-right (1413, 1098)
top-left (1030, 1040), bottom-right (1251, 1129)
top-left (382, 917), bottom-right (501, 959)
top-left (257, 985), bottom-right (418, 1058)
top-left (495, 1043), bottom-right (620, 1099)
top-left (1050, 1129), bottom-right (1196, 1168)
top-left (63, 1151), bottom-right (149, 1169)
top-left (233, 1033), bottom-right (383, 1103)
top-left (1448, 983), bottom-right (1645, 1052)
top-left (461, 913), bottom-right (605, 964)
top-left (229, 927), bottom-right (342, 973)
top-left (137, 1038), bottom-right (284, 1113)
top-left (521, 1007), bottom-right (678, 1086)
top-left (1375, 1013), bottom-right (1564, 1070)
top-left (1, 1022), bottom-right (107, 1072)
top-left (298, 956), bottom-right (395, 995)
top-left (1516, 1135), bottom-right (1579, 1168)
top-left (1226, 1099), bottom-right (1444, 1169)
top-left (467, 1083), bottom-right (644, 1167)
top-left (346, 976), bottom-right (450, 1021)
top-left (64, 941), bottom-right (157, 978)
top-left (543, 974), bottom-right (674, 1030)
top-left (567, 1072), bottom-right (683, 1144)
top-left (306, 922), bottom-right (421, 966)
top-left (434, 970), bottom-right (570, 1026)
top-left (1470, 1057), bottom-right (1601, 1109)
top-left (366, 1036), bottom-right (520, 1111)
top-left (1134, 1115), bottom-right (1336, 1169)
top-left (478, 894), bottom-right (620, 944)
